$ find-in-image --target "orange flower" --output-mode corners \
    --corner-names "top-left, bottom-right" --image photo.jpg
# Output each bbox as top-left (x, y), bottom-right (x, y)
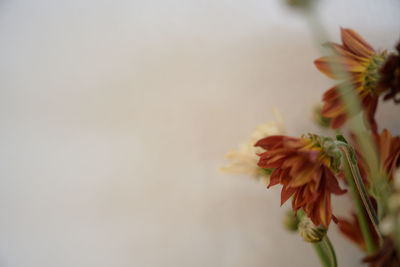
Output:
top-left (314, 28), bottom-right (386, 132)
top-left (357, 129), bottom-right (400, 184)
top-left (255, 135), bottom-right (346, 227)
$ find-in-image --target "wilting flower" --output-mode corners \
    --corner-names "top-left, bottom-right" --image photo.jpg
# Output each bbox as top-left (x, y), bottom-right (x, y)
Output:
top-left (314, 28), bottom-right (386, 132)
top-left (363, 238), bottom-right (400, 267)
top-left (255, 134), bottom-right (346, 227)
top-left (340, 131), bottom-right (400, 251)
top-left (357, 129), bottom-right (400, 184)
top-left (378, 41), bottom-right (400, 103)
top-left (220, 111), bottom-right (285, 183)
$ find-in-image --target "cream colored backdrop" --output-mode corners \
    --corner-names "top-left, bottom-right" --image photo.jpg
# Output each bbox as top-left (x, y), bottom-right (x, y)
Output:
top-left (0, 0), bottom-right (399, 266)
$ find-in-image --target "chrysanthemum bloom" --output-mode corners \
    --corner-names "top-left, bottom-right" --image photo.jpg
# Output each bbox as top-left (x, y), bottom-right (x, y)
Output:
top-left (357, 129), bottom-right (400, 184)
top-left (377, 41), bottom-right (400, 103)
top-left (255, 134), bottom-right (346, 227)
top-left (220, 111), bottom-right (285, 183)
top-left (314, 28), bottom-right (386, 132)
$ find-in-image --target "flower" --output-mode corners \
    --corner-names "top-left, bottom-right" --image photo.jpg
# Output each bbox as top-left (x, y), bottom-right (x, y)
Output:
top-left (357, 129), bottom-right (400, 183)
top-left (377, 41), bottom-right (400, 103)
top-left (220, 110), bottom-right (285, 183)
top-left (374, 130), bottom-right (400, 180)
top-left (314, 28), bottom-right (386, 132)
top-left (363, 238), bottom-right (400, 267)
top-left (255, 134), bottom-right (346, 227)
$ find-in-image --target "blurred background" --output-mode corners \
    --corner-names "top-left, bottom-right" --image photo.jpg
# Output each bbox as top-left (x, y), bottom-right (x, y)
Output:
top-left (0, 0), bottom-right (399, 266)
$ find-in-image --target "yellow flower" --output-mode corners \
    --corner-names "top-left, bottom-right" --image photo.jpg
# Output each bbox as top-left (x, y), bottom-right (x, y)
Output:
top-left (220, 110), bottom-right (286, 184)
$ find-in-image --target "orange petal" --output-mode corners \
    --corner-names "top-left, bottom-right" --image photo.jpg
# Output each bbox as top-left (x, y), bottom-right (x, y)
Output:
top-left (322, 99), bottom-right (345, 117)
top-left (323, 42), bottom-right (368, 63)
top-left (281, 185), bottom-right (296, 206)
top-left (314, 56), bottom-right (365, 79)
top-left (330, 114), bottom-right (347, 129)
top-left (267, 169), bottom-right (281, 188)
top-left (255, 135), bottom-right (284, 150)
top-left (340, 28), bottom-right (375, 58)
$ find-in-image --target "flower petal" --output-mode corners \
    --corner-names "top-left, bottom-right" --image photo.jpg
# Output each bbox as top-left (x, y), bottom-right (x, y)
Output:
top-left (341, 28), bottom-right (375, 58)
top-left (314, 56), bottom-right (365, 79)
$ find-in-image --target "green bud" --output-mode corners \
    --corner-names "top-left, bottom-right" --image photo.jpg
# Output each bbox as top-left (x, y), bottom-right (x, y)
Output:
top-left (312, 104), bottom-right (331, 128)
top-left (283, 209), bottom-right (300, 232)
top-left (285, 0), bottom-right (316, 9)
top-left (298, 216), bottom-right (327, 243)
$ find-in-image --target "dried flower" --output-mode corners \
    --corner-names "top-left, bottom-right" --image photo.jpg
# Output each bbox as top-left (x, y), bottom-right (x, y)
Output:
top-left (255, 134), bottom-right (346, 227)
top-left (220, 111), bottom-right (286, 183)
top-left (377, 41), bottom-right (400, 103)
top-left (314, 28), bottom-right (386, 131)
top-left (357, 129), bottom-right (400, 183)
top-left (363, 238), bottom-right (400, 267)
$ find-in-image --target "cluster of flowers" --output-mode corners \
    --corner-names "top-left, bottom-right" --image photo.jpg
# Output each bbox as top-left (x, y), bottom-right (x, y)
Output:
top-left (222, 28), bottom-right (400, 266)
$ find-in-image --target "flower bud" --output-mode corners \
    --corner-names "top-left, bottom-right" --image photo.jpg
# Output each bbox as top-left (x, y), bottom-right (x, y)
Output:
top-left (298, 216), bottom-right (327, 243)
top-left (285, 0), bottom-right (315, 9)
top-left (312, 104), bottom-right (331, 128)
top-left (283, 210), bottom-right (300, 232)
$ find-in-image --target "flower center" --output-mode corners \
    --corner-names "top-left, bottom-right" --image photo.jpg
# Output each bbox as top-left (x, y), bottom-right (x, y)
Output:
top-left (363, 51), bottom-right (387, 94)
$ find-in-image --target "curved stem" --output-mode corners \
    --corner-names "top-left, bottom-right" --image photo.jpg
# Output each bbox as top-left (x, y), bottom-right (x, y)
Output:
top-left (339, 145), bottom-right (383, 246)
top-left (340, 146), bottom-right (377, 254)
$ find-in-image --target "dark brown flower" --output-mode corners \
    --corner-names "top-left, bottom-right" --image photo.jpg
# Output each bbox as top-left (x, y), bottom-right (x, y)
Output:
top-left (377, 41), bottom-right (400, 103)
top-left (255, 135), bottom-right (346, 227)
top-left (363, 238), bottom-right (400, 267)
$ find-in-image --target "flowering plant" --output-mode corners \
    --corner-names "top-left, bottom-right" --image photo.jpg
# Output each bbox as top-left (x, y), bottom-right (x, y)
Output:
top-left (221, 3), bottom-right (400, 266)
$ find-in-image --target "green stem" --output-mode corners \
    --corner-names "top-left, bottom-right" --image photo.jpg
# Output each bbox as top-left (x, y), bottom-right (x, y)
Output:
top-left (322, 236), bottom-right (337, 267)
top-left (341, 146), bottom-right (376, 254)
top-left (311, 236), bottom-right (337, 267)
top-left (339, 145), bottom-right (383, 245)
top-left (312, 242), bottom-right (330, 267)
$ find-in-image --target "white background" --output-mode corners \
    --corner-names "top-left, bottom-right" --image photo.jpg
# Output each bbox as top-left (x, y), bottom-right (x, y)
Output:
top-left (0, 0), bottom-right (399, 266)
